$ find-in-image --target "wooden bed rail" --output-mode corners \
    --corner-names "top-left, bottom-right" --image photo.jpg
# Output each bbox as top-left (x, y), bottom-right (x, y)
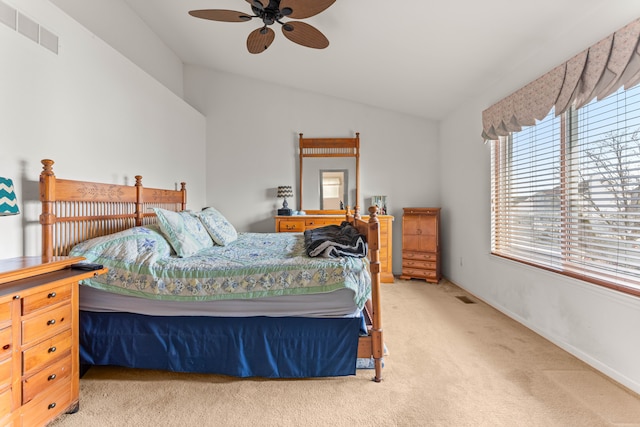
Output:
top-left (39, 159), bottom-right (187, 257)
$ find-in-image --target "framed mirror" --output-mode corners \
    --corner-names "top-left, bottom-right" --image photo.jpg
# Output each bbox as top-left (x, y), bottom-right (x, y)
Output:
top-left (299, 133), bottom-right (360, 214)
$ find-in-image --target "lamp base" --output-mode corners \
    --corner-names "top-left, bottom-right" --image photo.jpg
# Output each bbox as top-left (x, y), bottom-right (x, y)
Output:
top-left (277, 208), bottom-right (293, 216)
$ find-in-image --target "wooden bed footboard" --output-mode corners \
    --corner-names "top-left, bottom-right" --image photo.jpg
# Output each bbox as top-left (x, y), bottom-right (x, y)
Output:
top-left (39, 159), bottom-right (384, 381)
top-left (348, 206), bottom-right (384, 382)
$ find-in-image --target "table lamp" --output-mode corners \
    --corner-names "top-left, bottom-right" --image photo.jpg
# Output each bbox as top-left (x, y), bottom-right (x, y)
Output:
top-left (0, 177), bottom-right (20, 215)
top-left (277, 185), bottom-right (293, 216)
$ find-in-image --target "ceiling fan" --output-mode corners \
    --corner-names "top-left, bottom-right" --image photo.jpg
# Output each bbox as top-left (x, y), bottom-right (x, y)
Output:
top-left (188, 0), bottom-right (336, 54)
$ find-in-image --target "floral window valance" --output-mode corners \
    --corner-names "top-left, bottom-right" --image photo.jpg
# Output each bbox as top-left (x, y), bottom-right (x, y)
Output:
top-left (482, 18), bottom-right (640, 141)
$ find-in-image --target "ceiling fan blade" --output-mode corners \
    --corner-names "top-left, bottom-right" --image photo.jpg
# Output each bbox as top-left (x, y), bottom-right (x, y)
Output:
top-left (189, 9), bottom-right (253, 22)
top-left (245, 0), bottom-right (268, 10)
top-left (282, 21), bottom-right (329, 49)
top-left (279, 0), bottom-right (336, 19)
top-left (247, 27), bottom-right (275, 54)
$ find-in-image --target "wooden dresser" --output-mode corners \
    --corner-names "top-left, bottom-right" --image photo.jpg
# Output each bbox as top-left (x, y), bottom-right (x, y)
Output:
top-left (0, 256), bottom-right (107, 426)
top-left (399, 208), bottom-right (441, 283)
top-left (275, 214), bottom-right (394, 283)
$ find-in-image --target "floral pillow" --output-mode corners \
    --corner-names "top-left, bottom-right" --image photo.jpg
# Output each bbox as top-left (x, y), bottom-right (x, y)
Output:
top-left (197, 207), bottom-right (238, 246)
top-left (69, 224), bottom-right (172, 265)
top-left (153, 208), bottom-right (214, 257)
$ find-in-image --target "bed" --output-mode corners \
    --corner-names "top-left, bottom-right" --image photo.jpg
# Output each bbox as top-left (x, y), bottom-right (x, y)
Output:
top-left (39, 159), bottom-right (384, 381)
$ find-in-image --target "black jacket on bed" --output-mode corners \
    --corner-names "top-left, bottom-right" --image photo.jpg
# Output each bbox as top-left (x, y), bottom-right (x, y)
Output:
top-left (303, 222), bottom-right (368, 258)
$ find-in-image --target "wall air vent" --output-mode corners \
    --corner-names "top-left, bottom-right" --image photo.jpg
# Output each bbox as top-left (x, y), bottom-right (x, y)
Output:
top-left (40, 26), bottom-right (59, 54)
top-left (0, 1), bottom-right (16, 30)
top-left (17, 12), bottom-right (38, 43)
top-left (1, 1), bottom-right (59, 55)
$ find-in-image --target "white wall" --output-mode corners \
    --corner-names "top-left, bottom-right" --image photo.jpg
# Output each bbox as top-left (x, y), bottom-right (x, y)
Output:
top-left (49, 0), bottom-right (184, 97)
top-left (440, 5), bottom-right (640, 394)
top-left (0, 0), bottom-right (206, 259)
top-left (183, 65), bottom-right (440, 274)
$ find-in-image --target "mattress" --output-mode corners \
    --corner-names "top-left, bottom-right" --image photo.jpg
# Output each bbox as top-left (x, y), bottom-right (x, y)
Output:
top-left (79, 285), bottom-right (361, 318)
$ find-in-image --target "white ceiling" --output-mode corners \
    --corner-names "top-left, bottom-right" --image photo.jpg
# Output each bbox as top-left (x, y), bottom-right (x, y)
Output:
top-left (51, 0), bottom-right (640, 121)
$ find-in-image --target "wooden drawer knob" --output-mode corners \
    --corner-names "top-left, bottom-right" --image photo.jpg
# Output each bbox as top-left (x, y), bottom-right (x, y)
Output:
top-left (48, 374), bottom-right (57, 381)
top-left (48, 346), bottom-right (57, 353)
top-left (48, 292), bottom-right (57, 298)
top-left (48, 402), bottom-right (57, 410)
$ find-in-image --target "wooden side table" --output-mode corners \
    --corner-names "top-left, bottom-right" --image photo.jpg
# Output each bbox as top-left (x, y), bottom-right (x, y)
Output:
top-left (0, 256), bottom-right (107, 426)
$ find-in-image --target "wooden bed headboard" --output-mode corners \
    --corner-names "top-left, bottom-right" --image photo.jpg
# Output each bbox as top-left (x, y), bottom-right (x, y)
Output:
top-left (39, 159), bottom-right (187, 257)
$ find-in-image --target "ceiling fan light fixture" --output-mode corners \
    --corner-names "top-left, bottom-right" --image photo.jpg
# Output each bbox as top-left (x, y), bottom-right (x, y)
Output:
top-left (189, 0), bottom-right (335, 54)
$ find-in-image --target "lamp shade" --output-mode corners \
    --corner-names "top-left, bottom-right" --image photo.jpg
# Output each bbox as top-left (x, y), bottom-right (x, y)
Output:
top-left (0, 177), bottom-right (19, 216)
top-left (277, 186), bottom-right (293, 198)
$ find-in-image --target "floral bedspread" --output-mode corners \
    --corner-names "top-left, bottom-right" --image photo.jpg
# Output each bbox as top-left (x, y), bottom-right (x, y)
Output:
top-left (70, 225), bottom-right (371, 309)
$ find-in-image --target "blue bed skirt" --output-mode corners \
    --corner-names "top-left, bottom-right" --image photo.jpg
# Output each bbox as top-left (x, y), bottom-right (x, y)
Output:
top-left (79, 311), bottom-right (362, 378)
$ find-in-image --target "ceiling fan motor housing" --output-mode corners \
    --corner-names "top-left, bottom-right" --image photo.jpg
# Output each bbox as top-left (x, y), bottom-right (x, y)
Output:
top-left (251, 0), bottom-right (291, 26)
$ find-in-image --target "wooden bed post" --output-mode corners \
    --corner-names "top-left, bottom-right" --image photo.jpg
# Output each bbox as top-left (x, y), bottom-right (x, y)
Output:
top-left (180, 182), bottom-right (187, 211)
top-left (299, 133), bottom-right (304, 211)
top-left (355, 132), bottom-right (360, 215)
top-left (39, 159), bottom-right (56, 258)
top-left (135, 175), bottom-right (144, 226)
top-left (367, 206), bottom-right (384, 382)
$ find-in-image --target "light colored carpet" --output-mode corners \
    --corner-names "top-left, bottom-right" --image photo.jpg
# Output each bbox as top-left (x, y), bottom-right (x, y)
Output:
top-left (50, 279), bottom-right (640, 427)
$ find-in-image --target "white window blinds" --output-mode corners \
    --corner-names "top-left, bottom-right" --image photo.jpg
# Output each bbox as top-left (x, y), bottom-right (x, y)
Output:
top-left (492, 84), bottom-right (640, 295)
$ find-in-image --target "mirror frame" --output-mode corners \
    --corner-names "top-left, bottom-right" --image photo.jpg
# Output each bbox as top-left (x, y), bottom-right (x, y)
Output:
top-left (299, 132), bottom-right (360, 215)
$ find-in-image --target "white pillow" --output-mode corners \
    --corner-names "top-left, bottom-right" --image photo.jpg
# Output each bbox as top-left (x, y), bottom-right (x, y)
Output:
top-left (153, 208), bottom-right (214, 257)
top-left (197, 207), bottom-right (238, 246)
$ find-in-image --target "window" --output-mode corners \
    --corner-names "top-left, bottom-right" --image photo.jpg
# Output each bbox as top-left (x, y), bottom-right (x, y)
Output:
top-left (491, 84), bottom-right (640, 296)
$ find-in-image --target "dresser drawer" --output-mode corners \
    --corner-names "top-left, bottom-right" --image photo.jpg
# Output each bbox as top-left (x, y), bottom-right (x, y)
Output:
top-left (403, 251), bottom-right (437, 262)
top-left (20, 378), bottom-right (72, 427)
top-left (22, 303), bottom-right (72, 346)
top-left (305, 218), bottom-right (340, 229)
top-left (402, 259), bottom-right (436, 270)
top-left (0, 386), bottom-right (11, 419)
top-left (0, 327), bottom-right (11, 361)
top-left (22, 329), bottom-right (72, 375)
top-left (402, 268), bottom-right (437, 280)
top-left (0, 356), bottom-right (11, 388)
top-left (0, 300), bottom-right (10, 325)
top-left (23, 354), bottom-right (72, 404)
top-left (21, 283), bottom-right (71, 316)
top-left (278, 220), bottom-right (305, 232)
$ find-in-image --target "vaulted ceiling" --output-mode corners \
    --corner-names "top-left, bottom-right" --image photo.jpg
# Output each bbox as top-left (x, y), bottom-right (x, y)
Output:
top-left (51, 0), bottom-right (640, 121)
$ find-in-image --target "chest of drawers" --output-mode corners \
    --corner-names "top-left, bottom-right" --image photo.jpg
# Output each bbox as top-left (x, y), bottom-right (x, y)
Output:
top-left (0, 256), bottom-right (107, 426)
top-left (399, 208), bottom-right (441, 283)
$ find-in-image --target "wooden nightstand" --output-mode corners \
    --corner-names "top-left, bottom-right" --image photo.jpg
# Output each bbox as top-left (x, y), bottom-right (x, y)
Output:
top-left (0, 256), bottom-right (107, 426)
